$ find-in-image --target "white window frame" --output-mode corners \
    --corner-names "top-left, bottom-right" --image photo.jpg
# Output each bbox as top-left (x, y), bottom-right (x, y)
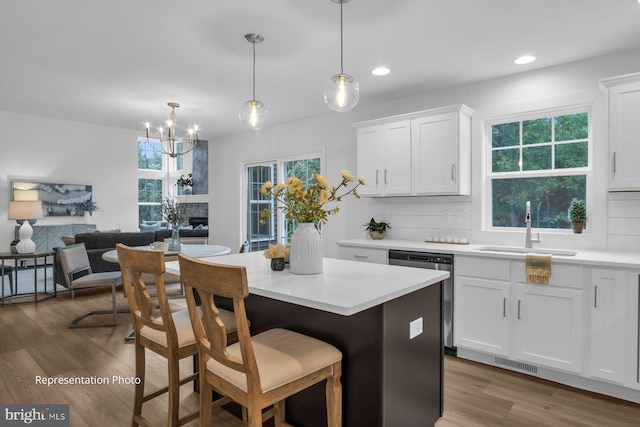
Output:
top-left (483, 104), bottom-right (593, 233)
top-left (137, 137), bottom-right (188, 223)
top-left (242, 150), bottom-right (325, 251)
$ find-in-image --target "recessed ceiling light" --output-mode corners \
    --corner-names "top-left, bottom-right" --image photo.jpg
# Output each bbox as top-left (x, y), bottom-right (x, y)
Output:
top-left (371, 66), bottom-right (391, 76)
top-left (514, 55), bottom-right (536, 65)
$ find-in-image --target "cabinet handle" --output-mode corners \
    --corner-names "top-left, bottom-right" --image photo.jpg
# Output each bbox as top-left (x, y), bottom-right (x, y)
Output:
top-left (594, 285), bottom-right (598, 308)
top-left (353, 255), bottom-right (368, 260)
top-left (637, 275), bottom-right (640, 383)
top-left (451, 164), bottom-right (456, 181)
top-left (503, 297), bottom-right (507, 317)
top-left (613, 152), bottom-right (617, 174)
top-left (517, 300), bottom-right (522, 320)
top-left (375, 170), bottom-right (379, 185)
top-left (384, 169), bottom-right (388, 184)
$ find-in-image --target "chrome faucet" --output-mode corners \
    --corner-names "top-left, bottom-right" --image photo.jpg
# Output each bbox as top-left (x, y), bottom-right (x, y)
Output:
top-left (524, 201), bottom-right (541, 249)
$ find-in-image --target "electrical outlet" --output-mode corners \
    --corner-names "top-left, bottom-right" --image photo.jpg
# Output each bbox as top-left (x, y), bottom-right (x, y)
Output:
top-left (409, 317), bottom-right (423, 339)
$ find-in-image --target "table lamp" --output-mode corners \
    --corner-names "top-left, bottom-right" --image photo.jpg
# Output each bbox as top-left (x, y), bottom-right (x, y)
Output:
top-left (8, 201), bottom-right (44, 253)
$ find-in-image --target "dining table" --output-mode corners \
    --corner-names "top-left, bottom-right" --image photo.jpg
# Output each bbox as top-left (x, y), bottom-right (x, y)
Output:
top-left (101, 244), bottom-right (232, 263)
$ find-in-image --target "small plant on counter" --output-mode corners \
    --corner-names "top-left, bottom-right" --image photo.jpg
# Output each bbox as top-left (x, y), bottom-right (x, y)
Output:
top-left (567, 198), bottom-right (586, 234)
top-left (364, 217), bottom-right (391, 239)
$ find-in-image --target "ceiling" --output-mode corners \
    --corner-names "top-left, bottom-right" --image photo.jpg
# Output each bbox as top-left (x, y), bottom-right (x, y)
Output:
top-left (2, 0), bottom-right (640, 140)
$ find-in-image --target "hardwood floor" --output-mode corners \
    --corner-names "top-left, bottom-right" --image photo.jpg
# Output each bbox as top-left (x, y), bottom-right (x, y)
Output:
top-left (1, 288), bottom-right (639, 426)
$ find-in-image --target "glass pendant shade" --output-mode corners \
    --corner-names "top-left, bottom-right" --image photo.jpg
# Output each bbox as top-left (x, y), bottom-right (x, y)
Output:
top-left (239, 100), bottom-right (269, 130)
top-left (324, 73), bottom-right (359, 112)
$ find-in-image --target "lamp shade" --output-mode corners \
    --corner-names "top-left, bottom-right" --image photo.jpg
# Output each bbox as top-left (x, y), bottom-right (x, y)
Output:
top-left (13, 189), bottom-right (39, 201)
top-left (8, 201), bottom-right (44, 220)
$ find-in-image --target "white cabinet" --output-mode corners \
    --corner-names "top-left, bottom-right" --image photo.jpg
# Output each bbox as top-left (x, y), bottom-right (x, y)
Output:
top-left (601, 73), bottom-right (640, 191)
top-left (338, 246), bottom-right (388, 264)
top-left (514, 283), bottom-right (582, 373)
top-left (356, 121), bottom-right (412, 196)
top-left (589, 268), bottom-right (627, 383)
top-left (456, 256), bottom-right (583, 373)
top-left (456, 276), bottom-right (510, 356)
top-left (455, 256), bottom-right (510, 356)
top-left (411, 107), bottom-right (472, 195)
top-left (353, 104), bottom-right (474, 197)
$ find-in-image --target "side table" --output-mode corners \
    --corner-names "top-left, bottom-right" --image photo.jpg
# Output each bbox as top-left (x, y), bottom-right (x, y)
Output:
top-left (0, 250), bottom-right (55, 305)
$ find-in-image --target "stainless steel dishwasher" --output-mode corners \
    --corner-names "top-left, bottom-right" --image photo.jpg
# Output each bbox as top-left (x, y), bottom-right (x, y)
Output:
top-left (388, 250), bottom-right (456, 356)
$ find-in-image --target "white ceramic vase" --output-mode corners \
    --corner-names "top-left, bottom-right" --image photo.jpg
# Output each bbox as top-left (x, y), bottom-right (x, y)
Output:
top-left (289, 223), bottom-right (323, 274)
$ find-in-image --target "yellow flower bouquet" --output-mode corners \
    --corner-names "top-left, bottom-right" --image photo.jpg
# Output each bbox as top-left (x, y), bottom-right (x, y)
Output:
top-left (263, 243), bottom-right (290, 259)
top-left (259, 170), bottom-right (365, 224)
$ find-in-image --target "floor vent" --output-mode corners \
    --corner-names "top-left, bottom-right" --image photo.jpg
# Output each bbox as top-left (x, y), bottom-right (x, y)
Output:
top-left (494, 357), bottom-right (538, 374)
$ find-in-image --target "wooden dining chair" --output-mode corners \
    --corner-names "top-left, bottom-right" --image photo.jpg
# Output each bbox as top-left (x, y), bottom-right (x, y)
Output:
top-left (178, 253), bottom-right (343, 427)
top-left (116, 244), bottom-right (239, 427)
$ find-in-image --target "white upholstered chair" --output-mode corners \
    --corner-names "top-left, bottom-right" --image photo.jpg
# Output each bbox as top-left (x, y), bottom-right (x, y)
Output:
top-left (58, 243), bottom-right (126, 328)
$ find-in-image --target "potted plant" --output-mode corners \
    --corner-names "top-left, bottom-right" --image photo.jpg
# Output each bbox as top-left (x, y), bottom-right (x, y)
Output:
top-left (177, 173), bottom-right (193, 195)
top-left (364, 217), bottom-right (391, 240)
top-left (567, 198), bottom-right (586, 234)
top-left (80, 200), bottom-right (100, 216)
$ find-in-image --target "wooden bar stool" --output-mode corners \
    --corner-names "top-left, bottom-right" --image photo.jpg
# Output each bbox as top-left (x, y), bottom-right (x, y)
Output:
top-left (178, 253), bottom-right (343, 427)
top-left (116, 244), bottom-right (239, 427)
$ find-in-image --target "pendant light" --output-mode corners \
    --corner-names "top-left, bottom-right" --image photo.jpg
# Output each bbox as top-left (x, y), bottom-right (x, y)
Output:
top-left (324, 0), bottom-right (359, 112)
top-left (239, 33), bottom-right (268, 130)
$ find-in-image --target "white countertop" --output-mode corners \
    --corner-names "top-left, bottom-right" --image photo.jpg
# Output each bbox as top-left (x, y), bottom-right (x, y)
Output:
top-left (165, 251), bottom-right (449, 316)
top-left (337, 238), bottom-right (640, 269)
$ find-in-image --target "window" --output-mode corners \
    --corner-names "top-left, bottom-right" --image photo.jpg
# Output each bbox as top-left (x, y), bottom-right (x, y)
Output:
top-left (487, 108), bottom-right (590, 230)
top-left (245, 156), bottom-right (321, 252)
top-left (137, 138), bottom-right (184, 223)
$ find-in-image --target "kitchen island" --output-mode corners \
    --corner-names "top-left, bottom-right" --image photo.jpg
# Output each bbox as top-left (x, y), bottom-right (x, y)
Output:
top-left (166, 251), bottom-right (449, 427)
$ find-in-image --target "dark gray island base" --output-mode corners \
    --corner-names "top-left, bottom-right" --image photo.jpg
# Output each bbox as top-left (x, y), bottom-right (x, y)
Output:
top-left (243, 281), bottom-right (443, 427)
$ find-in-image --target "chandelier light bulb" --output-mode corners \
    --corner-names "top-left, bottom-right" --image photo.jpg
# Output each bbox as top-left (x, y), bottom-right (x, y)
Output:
top-left (239, 100), bottom-right (268, 130)
top-left (324, 73), bottom-right (359, 112)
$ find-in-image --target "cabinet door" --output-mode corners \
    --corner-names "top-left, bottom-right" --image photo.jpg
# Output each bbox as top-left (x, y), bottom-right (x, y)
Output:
top-left (514, 284), bottom-right (582, 373)
top-left (381, 121), bottom-right (412, 195)
top-left (356, 126), bottom-right (384, 196)
top-left (455, 276), bottom-right (510, 356)
top-left (590, 268), bottom-right (626, 383)
top-left (609, 81), bottom-right (640, 190)
top-left (412, 113), bottom-right (469, 195)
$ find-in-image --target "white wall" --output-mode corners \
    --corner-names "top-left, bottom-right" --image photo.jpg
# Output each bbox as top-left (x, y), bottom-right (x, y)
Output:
top-left (211, 47), bottom-right (640, 257)
top-left (0, 110), bottom-right (140, 250)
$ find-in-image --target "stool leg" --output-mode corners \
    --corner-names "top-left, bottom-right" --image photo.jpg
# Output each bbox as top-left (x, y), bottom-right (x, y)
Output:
top-left (132, 341), bottom-right (145, 427)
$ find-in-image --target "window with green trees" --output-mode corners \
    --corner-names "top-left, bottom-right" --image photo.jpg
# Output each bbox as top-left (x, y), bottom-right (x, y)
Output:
top-left (488, 109), bottom-right (590, 229)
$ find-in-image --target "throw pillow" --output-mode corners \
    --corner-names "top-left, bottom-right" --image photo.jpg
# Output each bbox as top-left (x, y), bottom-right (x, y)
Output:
top-left (61, 236), bottom-right (76, 246)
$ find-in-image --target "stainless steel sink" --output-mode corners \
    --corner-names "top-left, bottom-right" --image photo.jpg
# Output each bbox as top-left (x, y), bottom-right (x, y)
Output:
top-left (474, 246), bottom-right (577, 257)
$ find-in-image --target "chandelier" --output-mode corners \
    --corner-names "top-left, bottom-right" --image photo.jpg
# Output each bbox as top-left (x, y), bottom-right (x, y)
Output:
top-left (324, 0), bottom-right (359, 112)
top-left (145, 102), bottom-right (198, 158)
top-left (239, 33), bottom-right (268, 130)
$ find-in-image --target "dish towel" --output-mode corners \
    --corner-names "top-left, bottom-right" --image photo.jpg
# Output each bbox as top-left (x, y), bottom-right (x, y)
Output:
top-left (526, 254), bottom-right (552, 285)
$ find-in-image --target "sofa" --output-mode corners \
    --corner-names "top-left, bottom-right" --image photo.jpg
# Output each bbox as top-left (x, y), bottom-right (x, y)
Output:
top-left (53, 229), bottom-right (209, 285)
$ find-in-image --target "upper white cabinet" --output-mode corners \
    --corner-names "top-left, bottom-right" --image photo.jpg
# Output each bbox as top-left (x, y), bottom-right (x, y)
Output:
top-left (411, 107), bottom-right (473, 195)
top-left (356, 121), bottom-right (412, 196)
top-left (601, 73), bottom-right (640, 191)
top-left (353, 104), bottom-right (474, 197)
